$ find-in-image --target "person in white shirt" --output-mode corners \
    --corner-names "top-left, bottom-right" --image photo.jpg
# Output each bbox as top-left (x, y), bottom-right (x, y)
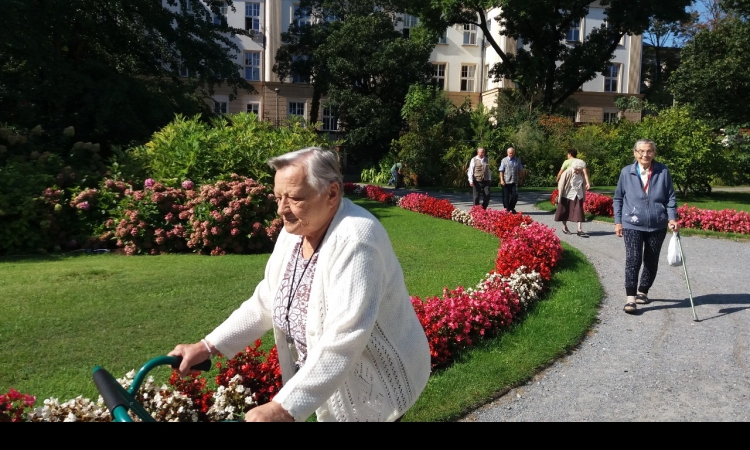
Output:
top-left (169, 148), bottom-right (431, 421)
top-left (467, 147), bottom-right (492, 209)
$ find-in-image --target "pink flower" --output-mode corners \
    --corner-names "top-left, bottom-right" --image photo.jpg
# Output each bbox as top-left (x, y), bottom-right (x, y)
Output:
top-left (182, 180), bottom-right (195, 190)
top-left (77, 201), bottom-right (90, 211)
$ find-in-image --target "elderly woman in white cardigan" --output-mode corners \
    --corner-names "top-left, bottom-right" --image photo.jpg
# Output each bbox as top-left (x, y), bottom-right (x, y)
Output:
top-left (169, 147), bottom-right (431, 422)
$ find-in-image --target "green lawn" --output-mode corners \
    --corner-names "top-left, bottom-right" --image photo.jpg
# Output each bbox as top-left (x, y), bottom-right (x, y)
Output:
top-left (1, 197), bottom-right (603, 422)
top-left (0, 199), bottom-right (499, 403)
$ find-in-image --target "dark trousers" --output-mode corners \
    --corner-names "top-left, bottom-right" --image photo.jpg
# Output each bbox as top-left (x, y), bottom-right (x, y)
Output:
top-left (502, 183), bottom-right (518, 211)
top-left (472, 180), bottom-right (491, 209)
top-left (623, 228), bottom-right (668, 296)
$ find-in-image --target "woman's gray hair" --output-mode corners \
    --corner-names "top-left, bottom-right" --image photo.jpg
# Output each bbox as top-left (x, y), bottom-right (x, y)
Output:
top-left (268, 147), bottom-right (343, 195)
top-left (633, 139), bottom-right (657, 153)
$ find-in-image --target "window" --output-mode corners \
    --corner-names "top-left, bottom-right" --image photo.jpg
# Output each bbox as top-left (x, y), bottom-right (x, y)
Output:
top-left (322, 106), bottom-right (338, 131)
top-left (244, 52), bottom-right (261, 81)
top-left (291, 56), bottom-right (309, 83)
top-left (461, 65), bottom-right (476, 92)
top-left (214, 101), bottom-right (228, 115)
top-left (437, 31), bottom-right (448, 45)
top-left (213, 4), bottom-right (228, 25)
top-left (604, 21), bottom-right (625, 46)
top-left (485, 64), bottom-right (491, 90)
top-left (179, 66), bottom-right (189, 78)
top-left (567, 19), bottom-right (581, 42)
top-left (183, 0), bottom-right (194, 15)
top-left (246, 3), bottom-right (261, 32)
top-left (294, 5), bottom-right (313, 27)
top-left (463, 24), bottom-right (477, 45)
top-left (402, 14), bottom-right (419, 38)
top-left (433, 63), bottom-right (446, 90)
top-left (603, 112), bottom-right (618, 123)
top-left (604, 63), bottom-right (620, 93)
top-left (291, 71), bottom-right (309, 84)
top-left (288, 101), bottom-right (306, 119)
top-left (247, 102), bottom-right (260, 118)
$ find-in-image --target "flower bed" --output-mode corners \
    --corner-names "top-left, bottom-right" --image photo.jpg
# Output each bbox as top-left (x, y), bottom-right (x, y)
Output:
top-left (550, 191), bottom-right (750, 236)
top-left (678, 205), bottom-right (750, 235)
top-left (10, 184), bottom-right (563, 422)
top-left (550, 189), bottom-right (614, 218)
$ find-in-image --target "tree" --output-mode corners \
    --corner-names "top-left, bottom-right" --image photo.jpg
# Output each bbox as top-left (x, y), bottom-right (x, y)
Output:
top-left (670, 3), bottom-right (750, 127)
top-left (274, 1), bottom-right (435, 163)
top-left (0, 0), bottom-right (254, 147)
top-left (640, 12), bottom-right (697, 107)
top-left (408, 0), bottom-right (692, 112)
top-left (637, 105), bottom-right (722, 196)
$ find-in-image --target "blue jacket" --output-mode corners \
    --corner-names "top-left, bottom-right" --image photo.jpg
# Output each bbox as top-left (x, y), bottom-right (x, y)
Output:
top-left (614, 161), bottom-right (678, 232)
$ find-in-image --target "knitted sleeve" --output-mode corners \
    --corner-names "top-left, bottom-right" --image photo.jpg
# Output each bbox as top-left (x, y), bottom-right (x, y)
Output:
top-left (272, 234), bottom-right (386, 422)
top-left (204, 233), bottom-right (291, 357)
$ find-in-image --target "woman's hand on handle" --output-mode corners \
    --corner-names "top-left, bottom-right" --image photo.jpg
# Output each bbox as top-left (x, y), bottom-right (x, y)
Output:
top-left (168, 341), bottom-right (213, 377)
top-left (669, 220), bottom-right (680, 233)
top-left (244, 401), bottom-right (294, 422)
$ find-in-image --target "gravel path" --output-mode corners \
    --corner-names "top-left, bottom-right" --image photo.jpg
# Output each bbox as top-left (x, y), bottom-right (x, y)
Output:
top-left (397, 188), bottom-right (750, 422)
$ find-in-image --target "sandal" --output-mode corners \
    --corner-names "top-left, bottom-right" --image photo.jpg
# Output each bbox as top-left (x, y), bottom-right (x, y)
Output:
top-left (562, 227), bottom-right (572, 235)
top-left (636, 293), bottom-right (650, 305)
top-left (577, 231), bottom-right (589, 237)
top-left (623, 302), bottom-right (638, 314)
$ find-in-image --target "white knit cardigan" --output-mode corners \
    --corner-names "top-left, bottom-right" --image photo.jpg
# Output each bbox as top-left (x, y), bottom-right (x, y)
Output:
top-left (205, 198), bottom-right (431, 422)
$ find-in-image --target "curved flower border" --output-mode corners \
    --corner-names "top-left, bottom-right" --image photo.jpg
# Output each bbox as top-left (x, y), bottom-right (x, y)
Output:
top-left (5, 184), bottom-right (564, 422)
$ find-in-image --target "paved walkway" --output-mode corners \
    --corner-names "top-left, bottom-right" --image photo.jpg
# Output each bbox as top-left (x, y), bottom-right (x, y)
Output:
top-left (395, 187), bottom-right (750, 421)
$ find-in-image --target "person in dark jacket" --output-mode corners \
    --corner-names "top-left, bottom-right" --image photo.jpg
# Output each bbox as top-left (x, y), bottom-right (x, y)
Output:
top-left (614, 139), bottom-right (680, 315)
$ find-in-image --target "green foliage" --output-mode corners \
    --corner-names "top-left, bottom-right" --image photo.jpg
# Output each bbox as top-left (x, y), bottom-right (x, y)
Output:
top-left (509, 121), bottom-right (565, 187)
top-left (670, 14), bottom-right (750, 127)
top-left (571, 121), bottom-right (640, 186)
top-left (441, 143), bottom-right (477, 188)
top-left (0, 0), bottom-right (254, 147)
top-left (637, 105), bottom-right (723, 196)
top-left (402, 84), bottom-right (453, 131)
top-left (275, 1), bottom-right (435, 161)
top-left (0, 126), bottom-right (107, 254)
top-left (129, 113), bottom-right (327, 186)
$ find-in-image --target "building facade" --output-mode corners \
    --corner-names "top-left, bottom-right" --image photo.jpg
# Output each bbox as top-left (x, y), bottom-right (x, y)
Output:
top-left (169, 1), bottom-right (643, 126)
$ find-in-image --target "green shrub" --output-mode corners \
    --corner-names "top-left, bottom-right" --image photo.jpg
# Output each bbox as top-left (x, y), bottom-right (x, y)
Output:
top-left (0, 126), bottom-right (107, 254)
top-left (129, 113), bottom-right (329, 186)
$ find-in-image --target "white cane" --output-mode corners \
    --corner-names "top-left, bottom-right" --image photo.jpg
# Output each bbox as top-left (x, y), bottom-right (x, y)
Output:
top-left (674, 231), bottom-right (699, 322)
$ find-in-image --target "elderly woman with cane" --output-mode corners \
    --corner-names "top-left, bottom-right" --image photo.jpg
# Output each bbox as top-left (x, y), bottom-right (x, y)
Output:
top-left (169, 147), bottom-right (431, 421)
top-left (555, 158), bottom-right (590, 236)
top-left (614, 139), bottom-right (680, 315)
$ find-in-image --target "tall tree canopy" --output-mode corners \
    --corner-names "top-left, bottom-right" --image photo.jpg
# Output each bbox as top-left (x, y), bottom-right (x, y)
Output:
top-left (0, 0), bottom-right (253, 147)
top-left (274, 1), bottom-right (434, 163)
top-left (408, 0), bottom-right (692, 111)
top-left (670, 0), bottom-right (750, 127)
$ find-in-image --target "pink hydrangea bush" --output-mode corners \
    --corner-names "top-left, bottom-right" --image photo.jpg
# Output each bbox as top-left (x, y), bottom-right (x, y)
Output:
top-left (185, 176), bottom-right (282, 256)
top-left (106, 181), bottom-right (190, 255)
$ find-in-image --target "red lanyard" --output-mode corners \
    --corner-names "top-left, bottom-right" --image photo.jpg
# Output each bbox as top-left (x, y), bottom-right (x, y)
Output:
top-left (642, 165), bottom-right (653, 193)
